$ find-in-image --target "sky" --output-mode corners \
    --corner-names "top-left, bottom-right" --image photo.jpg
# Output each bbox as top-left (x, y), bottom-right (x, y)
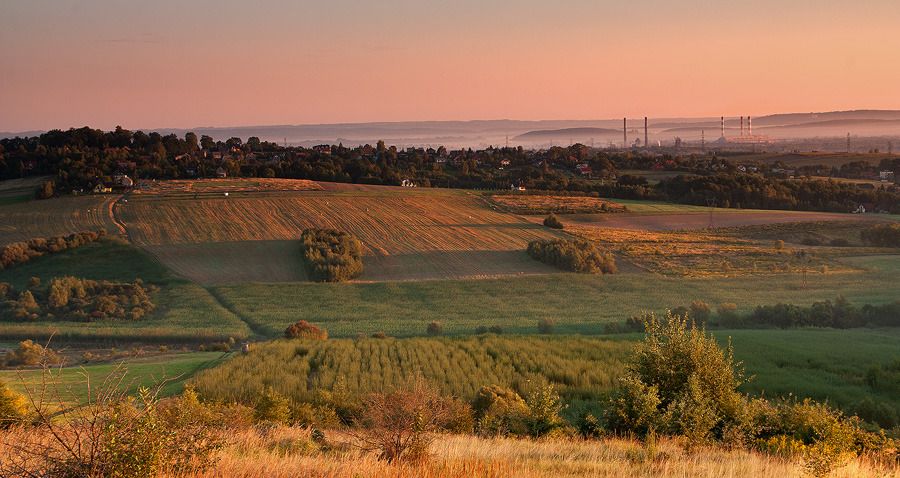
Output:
top-left (2, 0), bottom-right (900, 132)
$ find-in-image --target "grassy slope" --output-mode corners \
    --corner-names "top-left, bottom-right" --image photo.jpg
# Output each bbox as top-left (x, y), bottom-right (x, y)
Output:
top-left (0, 240), bottom-right (251, 342)
top-left (213, 255), bottom-right (900, 337)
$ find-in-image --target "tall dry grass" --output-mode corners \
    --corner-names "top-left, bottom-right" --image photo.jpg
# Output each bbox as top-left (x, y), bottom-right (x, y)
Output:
top-left (192, 426), bottom-right (899, 478)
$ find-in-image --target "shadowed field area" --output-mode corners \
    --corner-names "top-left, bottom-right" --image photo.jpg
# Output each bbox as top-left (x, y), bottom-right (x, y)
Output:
top-left (0, 195), bottom-right (120, 245)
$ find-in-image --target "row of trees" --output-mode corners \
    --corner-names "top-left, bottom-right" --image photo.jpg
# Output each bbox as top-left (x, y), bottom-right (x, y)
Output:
top-left (0, 230), bottom-right (106, 269)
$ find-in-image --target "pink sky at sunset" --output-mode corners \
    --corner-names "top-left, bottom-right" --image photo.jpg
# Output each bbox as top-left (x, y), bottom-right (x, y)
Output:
top-left (2, 0), bottom-right (900, 132)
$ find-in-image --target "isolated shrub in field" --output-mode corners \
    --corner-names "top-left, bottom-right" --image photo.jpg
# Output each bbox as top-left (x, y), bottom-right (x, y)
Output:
top-left (542, 213), bottom-right (564, 229)
top-left (371, 331), bottom-right (388, 339)
top-left (299, 228), bottom-right (364, 282)
top-left (284, 320), bottom-right (328, 340)
top-left (3, 340), bottom-right (61, 366)
top-left (0, 381), bottom-right (28, 428)
top-left (860, 223), bottom-right (900, 247)
top-left (426, 321), bottom-right (443, 336)
top-left (353, 377), bottom-right (455, 463)
top-left (689, 300), bottom-right (711, 323)
top-left (526, 239), bottom-right (616, 274)
top-left (537, 318), bottom-right (555, 334)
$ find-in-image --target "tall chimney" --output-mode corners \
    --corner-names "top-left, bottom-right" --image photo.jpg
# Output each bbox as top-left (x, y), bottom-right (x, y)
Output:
top-left (623, 117), bottom-right (627, 148)
top-left (740, 117), bottom-right (744, 136)
top-left (748, 116), bottom-right (752, 136)
top-left (721, 116), bottom-right (725, 138)
top-left (644, 117), bottom-right (648, 149)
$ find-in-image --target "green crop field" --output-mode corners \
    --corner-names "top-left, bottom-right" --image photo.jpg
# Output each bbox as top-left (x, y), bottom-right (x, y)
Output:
top-left (0, 351), bottom-right (228, 405)
top-left (192, 329), bottom-right (900, 423)
top-left (211, 254), bottom-right (900, 338)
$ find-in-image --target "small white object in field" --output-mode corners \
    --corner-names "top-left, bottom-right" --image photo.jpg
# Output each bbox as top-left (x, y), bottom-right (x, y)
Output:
top-left (224, 192), bottom-right (229, 197)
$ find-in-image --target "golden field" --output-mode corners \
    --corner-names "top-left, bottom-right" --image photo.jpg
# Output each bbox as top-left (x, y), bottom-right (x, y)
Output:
top-left (195, 427), bottom-right (898, 478)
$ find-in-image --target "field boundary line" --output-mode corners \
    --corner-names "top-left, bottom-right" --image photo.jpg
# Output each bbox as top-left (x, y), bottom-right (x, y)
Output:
top-left (204, 286), bottom-right (270, 339)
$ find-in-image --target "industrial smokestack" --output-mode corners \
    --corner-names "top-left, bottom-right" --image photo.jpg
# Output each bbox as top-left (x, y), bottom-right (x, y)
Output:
top-left (721, 116), bottom-right (725, 138)
top-left (740, 117), bottom-right (744, 136)
top-left (644, 117), bottom-right (648, 150)
top-left (748, 116), bottom-right (752, 136)
top-left (623, 117), bottom-right (627, 148)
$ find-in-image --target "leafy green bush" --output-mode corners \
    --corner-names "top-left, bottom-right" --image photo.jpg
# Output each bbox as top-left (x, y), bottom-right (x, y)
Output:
top-left (472, 385), bottom-right (530, 437)
top-left (299, 229), bottom-right (364, 282)
top-left (542, 213), bottom-right (564, 229)
top-left (253, 387), bottom-right (292, 425)
top-left (607, 311), bottom-right (747, 448)
top-left (526, 239), bottom-right (616, 274)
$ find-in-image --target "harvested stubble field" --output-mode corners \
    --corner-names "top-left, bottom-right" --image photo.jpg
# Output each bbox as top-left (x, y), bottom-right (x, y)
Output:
top-left (118, 185), bottom-right (565, 283)
top-left (568, 225), bottom-right (853, 277)
top-left (563, 208), bottom-right (872, 231)
top-left (131, 177), bottom-right (322, 195)
top-left (0, 195), bottom-right (120, 245)
top-left (488, 194), bottom-right (626, 214)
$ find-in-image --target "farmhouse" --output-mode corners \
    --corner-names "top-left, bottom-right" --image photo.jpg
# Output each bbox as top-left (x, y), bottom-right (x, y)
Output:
top-left (112, 173), bottom-right (134, 188)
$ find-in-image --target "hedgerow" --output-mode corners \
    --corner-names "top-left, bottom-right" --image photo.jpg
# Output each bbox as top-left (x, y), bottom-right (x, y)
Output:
top-left (0, 276), bottom-right (156, 322)
top-left (526, 239), bottom-right (616, 274)
top-left (0, 230), bottom-right (106, 270)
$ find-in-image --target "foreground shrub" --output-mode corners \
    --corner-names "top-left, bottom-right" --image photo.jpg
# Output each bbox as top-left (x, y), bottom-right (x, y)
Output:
top-left (284, 320), bottom-right (328, 340)
top-left (542, 213), bottom-right (564, 229)
top-left (0, 381), bottom-right (28, 428)
top-left (1, 368), bottom-right (223, 478)
top-left (299, 228), bottom-right (364, 282)
top-left (254, 387), bottom-right (292, 425)
top-left (607, 311), bottom-right (747, 448)
top-left (351, 377), bottom-right (455, 463)
top-left (526, 239), bottom-right (616, 273)
top-left (860, 223), bottom-right (900, 247)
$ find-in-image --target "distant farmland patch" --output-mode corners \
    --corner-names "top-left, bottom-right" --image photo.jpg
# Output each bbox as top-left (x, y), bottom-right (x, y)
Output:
top-left (490, 194), bottom-right (625, 215)
top-left (0, 195), bottom-right (120, 246)
top-left (131, 178), bottom-right (322, 195)
top-left (119, 188), bottom-right (564, 283)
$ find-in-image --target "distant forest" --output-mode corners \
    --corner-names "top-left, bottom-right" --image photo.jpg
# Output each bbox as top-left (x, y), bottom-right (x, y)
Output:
top-left (1, 126), bottom-right (898, 213)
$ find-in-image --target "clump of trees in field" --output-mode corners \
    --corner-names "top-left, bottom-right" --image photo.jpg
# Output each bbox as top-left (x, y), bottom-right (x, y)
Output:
top-left (542, 213), bottom-right (564, 229)
top-left (527, 239), bottom-right (616, 274)
top-left (299, 229), bottom-right (364, 282)
top-left (0, 230), bottom-right (106, 269)
top-left (861, 223), bottom-right (900, 247)
top-left (284, 320), bottom-right (328, 340)
top-left (720, 297), bottom-right (900, 329)
top-left (0, 276), bottom-right (155, 322)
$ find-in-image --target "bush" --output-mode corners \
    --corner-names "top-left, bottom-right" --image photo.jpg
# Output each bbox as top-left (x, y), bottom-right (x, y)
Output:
top-left (352, 377), bottom-right (456, 462)
top-left (860, 223), bottom-right (900, 247)
top-left (526, 239), bottom-right (616, 274)
top-left (607, 311), bottom-right (747, 447)
top-left (542, 213), bottom-right (564, 229)
top-left (253, 387), bottom-right (292, 425)
top-left (688, 300), bottom-right (711, 323)
top-left (284, 320), bottom-right (328, 340)
top-left (523, 383), bottom-right (567, 438)
top-left (299, 229), bottom-right (364, 282)
top-left (0, 381), bottom-right (28, 428)
top-left (472, 385), bottom-right (529, 437)
top-left (3, 340), bottom-right (62, 366)
top-left (426, 321), bottom-right (443, 336)
top-left (537, 318), bottom-right (555, 334)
